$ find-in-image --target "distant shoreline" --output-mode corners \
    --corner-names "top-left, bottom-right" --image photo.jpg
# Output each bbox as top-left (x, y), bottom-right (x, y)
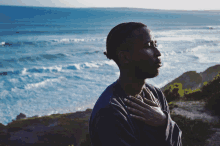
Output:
top-left (1, 5), bottom-right (220, 13)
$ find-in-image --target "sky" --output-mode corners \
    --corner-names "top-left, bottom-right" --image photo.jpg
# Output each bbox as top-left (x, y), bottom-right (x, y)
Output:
top-left (0, 0), bottom-right (219, 10)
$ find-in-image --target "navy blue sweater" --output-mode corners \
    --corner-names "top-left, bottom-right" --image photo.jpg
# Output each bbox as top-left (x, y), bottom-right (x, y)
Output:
top-left (89, 80), bottom-right (182, 146)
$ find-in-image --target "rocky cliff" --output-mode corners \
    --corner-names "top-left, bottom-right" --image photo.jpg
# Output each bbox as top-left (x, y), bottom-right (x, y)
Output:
top-left (0, 109), bottom-right (92, 146)
top-left (160, 64), bottom-right (220, 92)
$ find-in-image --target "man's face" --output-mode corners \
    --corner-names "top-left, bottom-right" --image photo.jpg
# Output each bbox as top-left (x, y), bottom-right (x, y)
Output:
top-left (129, 27), bottom-right (161, 79)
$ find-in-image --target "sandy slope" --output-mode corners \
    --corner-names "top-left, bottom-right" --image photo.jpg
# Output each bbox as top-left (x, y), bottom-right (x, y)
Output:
top-left (170, 100), bottom-right (220, 146)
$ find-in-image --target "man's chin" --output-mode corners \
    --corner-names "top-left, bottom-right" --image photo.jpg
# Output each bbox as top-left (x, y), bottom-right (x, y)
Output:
top-left (137, 71), bottom-right (159, 79)
top-left (147, 69), bottom-right (160, 78)
top-left (148, 72), bottom-right (159, 78)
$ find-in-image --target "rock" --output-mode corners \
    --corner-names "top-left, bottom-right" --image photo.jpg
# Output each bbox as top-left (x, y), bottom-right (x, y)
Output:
top-left (199, 64), bottom-right (220, 84)
top-left (16, 113), bottom-right (26, 120)
top-left (160, 64), bottom-right (220, 92)
top-left (31, 115), bottom-right (39, 118)
top-left (85, 108), bottom-right (93, 112)
top-left (0, 123), bottom-right (6, 133)
top-left (4, 109), bottom-right (92, 145)
top-left (161, 71), bottom-right (203, 91)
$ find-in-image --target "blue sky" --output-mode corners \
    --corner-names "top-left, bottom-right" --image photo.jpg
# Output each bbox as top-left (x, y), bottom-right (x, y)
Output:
top-left (0, 0), bottom-right (219, 10)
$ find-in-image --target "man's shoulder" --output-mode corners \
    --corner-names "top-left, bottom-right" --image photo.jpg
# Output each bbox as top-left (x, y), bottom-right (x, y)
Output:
top-left (145, 83), bottom-right (162, 94)
top-left (89, 80), bottom-right (125, 123)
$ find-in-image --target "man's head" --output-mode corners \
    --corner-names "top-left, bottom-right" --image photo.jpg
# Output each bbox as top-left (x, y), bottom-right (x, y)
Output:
top-left (105, 22), bottom-right (161, 79)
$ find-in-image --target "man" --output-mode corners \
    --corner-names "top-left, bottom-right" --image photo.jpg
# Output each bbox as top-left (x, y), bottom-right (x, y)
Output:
top-left (89, 22), bottom-right (182, 146)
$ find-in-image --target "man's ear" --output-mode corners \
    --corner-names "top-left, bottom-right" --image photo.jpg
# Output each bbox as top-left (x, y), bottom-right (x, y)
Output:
top-left (118, 51), bottom-right (131, 65)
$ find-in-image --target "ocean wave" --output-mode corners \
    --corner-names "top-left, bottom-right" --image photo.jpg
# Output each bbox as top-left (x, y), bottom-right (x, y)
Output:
top-left (0, 60), bottom-right (117, 77)
top-left (163, 50), bottom-right (177, 56)
top-left (40, 53), bottom-right (66, 60)
top-left (0, 53), bottom-right (67, 65)
top-left (157, 36), bottom-right (195, 42)
top-left (0, 41), bottom-right (12, 46)
top-left (0, 37), bottom-right (106, 48)
top-left (154, 27), bottom-right (220, 43)
top-left (25, 76), bottom-right (66, 89)
top-left (50, 37), bottom-right (106, 44)
top-left (64, 60), bottom-right (116, 70)
top-left (0, 41), bottom-right (49, 47)
top-left (203, 25), bottom-right (220, 30)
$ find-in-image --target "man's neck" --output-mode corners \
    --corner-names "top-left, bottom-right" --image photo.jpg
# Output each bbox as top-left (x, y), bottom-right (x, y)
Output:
top-left (118, 76), bottom-right (146, 97)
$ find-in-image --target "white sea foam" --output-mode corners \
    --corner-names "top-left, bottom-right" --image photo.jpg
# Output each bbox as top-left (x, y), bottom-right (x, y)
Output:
top-left (103, 60), bottom-right (117, 66)
top-left (157, 44), bottom-right (163, 50)
top-left (170, 50), bottom-right (177, 55)
top-left (65, 60), bottom-right (117, 71)
top-left (11, 87), bottom-right (18, 92)
top-left (194, 53), bottom-right (219, 63)
top-left (0, 90), bottom-right (10, 98)
top-left (21, 68), bottom-right (27, 75)
top-left (84, 62), bottom-right (99, 68)
top-left (42, 66), bottom-right (62, 72)
top-left (1, 42), bottom-right (5, 45)
top-left (163, 50), bottom-right (177, 56)
top-left (60, 38), bottom-right (70, 42)
top-left (50, 37), bottom-right (106, 44)
top-left (205, 25), bottom-right (220, 29)
top-left (0, 81), bottom-right (4, 87)
top-left (161, 62), bottom-right (175, 69)
top-left (157, 36), bottom-right (195, 42)
top-left (191, 45), bottom-right (207, 52)
top-left (72, 38), bottom-right (85, 42)
top-left (25, 76), bottom-right (66, 89)
top-left (9, 78), bottom-right (19, 83)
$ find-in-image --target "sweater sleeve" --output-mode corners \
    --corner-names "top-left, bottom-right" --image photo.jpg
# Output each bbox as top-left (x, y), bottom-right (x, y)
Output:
top-left (90, 105), bottom-right (142, 146)
top-left (156, 88), bottom-right (183, 146)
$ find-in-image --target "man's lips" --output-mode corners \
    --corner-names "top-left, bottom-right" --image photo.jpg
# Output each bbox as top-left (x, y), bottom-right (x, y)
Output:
top-left (155, 59), bottom-right (161, 64)
top-left (156, 63), bottom-right (162, 68)
top-left (155, 60), bottom-right (162, 68)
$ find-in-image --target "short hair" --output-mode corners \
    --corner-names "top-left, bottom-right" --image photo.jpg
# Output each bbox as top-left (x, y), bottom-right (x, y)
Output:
top-left (104, 22), bottom-right (147, 67)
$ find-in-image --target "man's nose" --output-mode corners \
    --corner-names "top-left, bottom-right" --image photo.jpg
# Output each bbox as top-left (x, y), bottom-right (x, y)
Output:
top-left (154, 47), bottom-right (161, 57)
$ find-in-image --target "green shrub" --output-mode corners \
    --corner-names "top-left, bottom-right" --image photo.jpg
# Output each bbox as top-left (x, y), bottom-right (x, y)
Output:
top-left (80, 133), bottom-right (91, 146)
top-left (163, 83), bottom-right (181, 102)
top-left (203, 91), bottom-right (220, 118)
top-left (201, 72), bottom-right (220, 99)
top-left (168, 101), bottom-right (179, 110)
top-left (203, 81), bottom-right (208, 86)
top-left (183, 89), bottom-right (203, 101)
top-left (170, 113), bottom-right (215, 146)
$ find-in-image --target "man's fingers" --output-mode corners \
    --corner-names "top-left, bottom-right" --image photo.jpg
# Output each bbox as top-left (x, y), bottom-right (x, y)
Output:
top-left (127, 106), bottom-right (145, 117)
top-left (143, 98), bottom-right (158, 107)
top-left (130, 114), bottom-right (146, 123)
top-left (125, 97), bottom-right (147, 111)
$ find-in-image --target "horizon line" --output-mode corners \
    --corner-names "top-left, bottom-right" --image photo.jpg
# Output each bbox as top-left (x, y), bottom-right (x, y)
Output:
top-left (1, 4), bottom-right (220, 12)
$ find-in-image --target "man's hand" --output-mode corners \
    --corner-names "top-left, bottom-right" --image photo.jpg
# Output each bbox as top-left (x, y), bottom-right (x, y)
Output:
top-left (124, 87), bottom-right (167, 127)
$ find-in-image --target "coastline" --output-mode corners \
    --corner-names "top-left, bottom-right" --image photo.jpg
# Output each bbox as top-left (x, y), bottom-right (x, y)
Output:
top-left (1, 64), bottom-right (220, 145)
top-left (0, 108), bottom-right (93, 146)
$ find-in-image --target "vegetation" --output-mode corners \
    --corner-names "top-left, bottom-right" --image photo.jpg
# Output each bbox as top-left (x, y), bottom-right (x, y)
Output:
top-left (163, 72), bottom-right (220, 105)
top-left (161, 71), bottom-right (203, 92)
top-left (170, 112), bottom-right (216, 146)
top-left (162, 71), bottom-right (220, 145)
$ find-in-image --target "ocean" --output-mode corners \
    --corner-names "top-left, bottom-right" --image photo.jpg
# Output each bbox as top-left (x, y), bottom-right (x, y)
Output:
top-left (0, 5), bottom-right (220, 125)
